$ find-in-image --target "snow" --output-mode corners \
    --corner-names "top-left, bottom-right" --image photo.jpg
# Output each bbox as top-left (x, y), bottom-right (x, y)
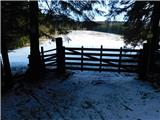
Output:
top-left (8, 46), bottom-right (30, 74)
top-left (2, 71), bottom-right (160, 120)
top-left (61, 30), bottom-right (125, 48)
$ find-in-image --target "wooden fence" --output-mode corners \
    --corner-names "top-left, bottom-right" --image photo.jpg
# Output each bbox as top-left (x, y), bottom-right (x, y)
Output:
top-left (39, 37), bottom-right (144, 73)
top-left (40, 47), bottom-right (57, 69)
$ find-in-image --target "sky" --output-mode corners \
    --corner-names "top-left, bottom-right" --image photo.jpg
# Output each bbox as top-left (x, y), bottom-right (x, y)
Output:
top-left (92, 2), bottom-right (125, 22)
top-left (38, 1), bottom-right (126, 22)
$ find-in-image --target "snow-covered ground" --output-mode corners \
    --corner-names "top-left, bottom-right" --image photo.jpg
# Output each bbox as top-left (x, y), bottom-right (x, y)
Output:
top-left (6, 30), bottom-right (141, 74)
top-left (2, 71), bottom-right (160, 120)
top-left (2, 30), bottom-right (160, 120)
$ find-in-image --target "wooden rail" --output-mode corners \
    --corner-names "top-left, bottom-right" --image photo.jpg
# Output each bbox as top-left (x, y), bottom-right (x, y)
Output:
top-left (40, 46), bottom-right (57, 70)
top-left (65, 47), bottom-right (140, 52)
top-left (65, 46), bottom-right (140, 72)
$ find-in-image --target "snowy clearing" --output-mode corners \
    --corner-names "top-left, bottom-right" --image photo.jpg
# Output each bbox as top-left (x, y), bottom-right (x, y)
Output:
top-left (2, 71), bottom-right (160, 120)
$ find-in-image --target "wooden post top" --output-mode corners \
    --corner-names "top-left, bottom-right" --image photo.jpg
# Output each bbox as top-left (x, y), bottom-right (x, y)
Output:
top-left (56, 37), bottom-right (63, 48)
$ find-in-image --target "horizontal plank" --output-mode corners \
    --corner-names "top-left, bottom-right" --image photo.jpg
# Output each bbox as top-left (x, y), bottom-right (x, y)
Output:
top-left (66, 62), bottom-right (101, 66)
top-left (43, 54), bottom-right (56, 57)
top-left (66, 47), bottom-right (101, 51)
top-left (65, 57), bottom-right (139, 63)
top-left (66, 62), bottom-right (115, 67)
top-left (65, 52), bottom-right (139, 57)
top-left (103, 58), bottom-right (139, 62)
top-left (43, 48), bottom-right (56, 53)
top-left (65, 52), bottom-right (81, 55)
top-left (45, 67), bottom-right (57, 70)
top-left (121, 54), bottom-right (139, 57)
top-left (44, 56), bottom-right (56, 62)
top-left (66, 57), bottom-right (100, 61)
top-left (45, 61), bottom-right (57, 66)
top-left (65, 47), bottom-right (140, 52)
top-left (121, 49), bottom-right (140, 52)
top-left (118, 64), bottom-right (138, 68)
top-left (44, 60), bottom-right (56, 63)
top-left (65, 67), bottom-right (137, 73)
top-left (65, 62), bottom-right (138, 68)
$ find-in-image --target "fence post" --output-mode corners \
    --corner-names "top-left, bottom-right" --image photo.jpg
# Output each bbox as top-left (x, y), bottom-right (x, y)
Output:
top-left (81, 46), bottom-right (84, 71)
top-left (138, 48), bottom-right (144, 75)
top-left (139, 43), bottom-right (150, 77)
top-left (28, 55), bottom-right (31, 67)
top-left (99, 45), bottom-right (103, 72)
top-left (41, 46), bottom-right (45, 69)
top-left (56, 37), bottom-right (65, 73)
top-left (118, 47), bottom-right (122, 73)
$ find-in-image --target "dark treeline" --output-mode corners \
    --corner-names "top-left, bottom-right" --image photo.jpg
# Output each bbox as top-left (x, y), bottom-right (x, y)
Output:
top-left (88, 21), bottom-right (125, 35)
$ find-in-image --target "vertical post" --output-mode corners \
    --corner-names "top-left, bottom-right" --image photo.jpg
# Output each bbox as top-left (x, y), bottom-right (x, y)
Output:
top-left (138, 49), bottom-right (144, 75)
top-left (28, 55), bottom-right (31, 67)
top-left (81, 46), bottom-right (83, 71)
top-left (140, 43), bottom-right (149, 78)
top-left (56, 37), bottom-right (65, 73)
top-left (99, 45), bottom-right (103, 72)
top-left (118, 47), bottom-right (122, 73)
top-left (41, 46), bottom-right (45, 69)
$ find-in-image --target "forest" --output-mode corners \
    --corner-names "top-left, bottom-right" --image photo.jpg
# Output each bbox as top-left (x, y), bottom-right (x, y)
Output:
top-left (1, 1), bottom-right (160, 119)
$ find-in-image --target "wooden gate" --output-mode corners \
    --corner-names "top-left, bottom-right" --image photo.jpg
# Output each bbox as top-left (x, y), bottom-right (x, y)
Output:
top-left (40, 37), bottom-right (142, 73)
top-left (65, 46), bottom-right (141, 73)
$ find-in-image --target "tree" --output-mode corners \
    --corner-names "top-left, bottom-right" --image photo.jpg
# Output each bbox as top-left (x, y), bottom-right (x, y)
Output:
top-left (108, 0), bottom-right (160, 72)
top-left (1, 1), bottom-right (29, 86)
top-left (1, 1), bottom-right (43, 83)
top-left (38, 0), bottom-right (106, 37)
top-left (27, 1), bottom-right (43, 81)
top-left (1, 1), bottom-right (29, 49)
top-left (108, 0), bottom-right (160, 49)
top-left (1, 0), bottom-right (107, 83)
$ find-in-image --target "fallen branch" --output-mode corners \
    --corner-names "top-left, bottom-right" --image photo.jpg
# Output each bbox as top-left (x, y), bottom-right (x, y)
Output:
top-left (121, 103), bottom-right (133, 111)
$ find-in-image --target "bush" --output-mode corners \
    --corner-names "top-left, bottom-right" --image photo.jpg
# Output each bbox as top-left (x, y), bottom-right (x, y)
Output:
top-left (15, 36), bottom-right (30, 49)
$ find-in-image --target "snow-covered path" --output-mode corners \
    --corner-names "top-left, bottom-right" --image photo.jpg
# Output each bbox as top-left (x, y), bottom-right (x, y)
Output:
top-left (2, 71), bottom-right (160, 120)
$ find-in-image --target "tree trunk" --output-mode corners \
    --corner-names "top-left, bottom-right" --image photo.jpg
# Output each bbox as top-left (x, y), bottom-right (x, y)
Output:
top-left (1, 2), bottom-right (13, 88)
top-left (1, 37), bottom-right (12, 85)
top-left (148, 2), bottom-right (160, 72)
top-left (151, 2), bottom-right (160, 51)
top-left (28, 1), bottom-right (43, 81)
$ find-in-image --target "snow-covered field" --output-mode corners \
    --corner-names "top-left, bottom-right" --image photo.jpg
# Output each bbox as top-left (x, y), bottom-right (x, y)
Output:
top-left (61, 30), bottom-right (125, 48)
top-left (2, 71), bottom-right (160, 120)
